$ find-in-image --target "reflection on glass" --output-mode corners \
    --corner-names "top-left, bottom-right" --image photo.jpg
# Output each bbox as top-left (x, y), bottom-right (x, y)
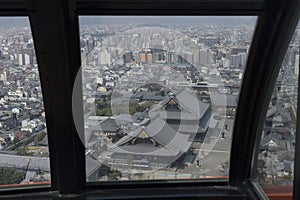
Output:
top-left (0, 18), bottom-right (50, 186)
top-left (256, 22), bottom-right (299, 195)
top-left (77, 16), bottom-right (257, 182)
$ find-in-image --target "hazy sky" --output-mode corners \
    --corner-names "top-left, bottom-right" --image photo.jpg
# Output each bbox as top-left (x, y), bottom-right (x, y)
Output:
top-left (79, 16), bottom-right (258, 26)
top-left (0, 17), bottom-right (29, 28)
top-left (0, 16), bottom-right (258, 28)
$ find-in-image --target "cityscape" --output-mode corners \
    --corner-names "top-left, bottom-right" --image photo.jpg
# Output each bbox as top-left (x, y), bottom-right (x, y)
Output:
top-left (0, 20), bottom-right (50, 185)
top-left (0, 16), bottom-right (298, 187)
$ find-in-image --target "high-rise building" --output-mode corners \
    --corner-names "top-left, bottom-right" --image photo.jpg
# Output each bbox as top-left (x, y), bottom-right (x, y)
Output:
top-left (146, 53), bottom-right (153, 64)
top-left (18, 53), bottom-right (31, 65)
top-left (230, 54), bottom-right (241, 68)
top-left (140, 52), bottom-right (146, 63)
top-left (295, 53), bottom-right (299, 76)
top-left (199, 50), bottom-right (211, 66)
top-left (98, 50), bottom-right (111, 66)
top-left (239, 52), bottom-right (247, 68)
top-left (0, 70), bottom-right (7, 85)
top-left (123, 51), bottom-right (132, 63)
top-left (192, 49), bottom-right (200, 66)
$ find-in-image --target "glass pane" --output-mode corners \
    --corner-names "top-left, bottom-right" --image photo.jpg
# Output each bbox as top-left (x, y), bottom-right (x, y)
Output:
top-left (256, 21), bottom-right (299, 197)
top-left (76, 16), bottom-right (257, 182)
top-left (0, 17), bottom-right (50, 187)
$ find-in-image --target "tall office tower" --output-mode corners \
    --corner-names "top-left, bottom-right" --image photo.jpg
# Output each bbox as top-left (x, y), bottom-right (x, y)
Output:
top-left (295, 53), bottom-right (299, 77)
top-left (183, 51), bottom-right (194, 65)
top-left (140, 52), bottom-right (146, 63)
top-left (18, 53), bottom-right (31, 65)
top-left (0, 70), bottom-right (7, 85)
top-left (98, 50), bottom-right (111, 66)
top-left (81, 52), bottom-right (87, 68)
top-left (230, 54), bottom-right (241, 68)
top-left (24, 54), bottom-right (30, 65)
top-left (18, 54), bottom-right (23, 65)
top-left (123, 51), bottom-right (132, 63)
top-left (192, 49), bottom-right (200, 66)
top-left (199, 50), bottom-right (211, 66)
top-left (239, 52), bottom-right (247, 68)
top-left (3, 70), bottom-right (7, 85)
top-left (146, 53), bottom-right (153, 64)
top-left (166, 52), bottom-right (173, 63)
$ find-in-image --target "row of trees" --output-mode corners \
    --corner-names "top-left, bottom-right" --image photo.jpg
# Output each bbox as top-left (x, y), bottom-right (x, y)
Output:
top-left (96, 100), bottom-right (155, 116)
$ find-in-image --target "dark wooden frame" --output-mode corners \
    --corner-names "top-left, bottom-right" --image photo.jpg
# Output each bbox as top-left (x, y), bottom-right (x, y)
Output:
top-left (0, 0), bottom-right (299, 199)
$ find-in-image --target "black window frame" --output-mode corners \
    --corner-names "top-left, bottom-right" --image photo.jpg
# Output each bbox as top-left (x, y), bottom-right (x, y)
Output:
top-left (0, 0), bottom-right (299, 199)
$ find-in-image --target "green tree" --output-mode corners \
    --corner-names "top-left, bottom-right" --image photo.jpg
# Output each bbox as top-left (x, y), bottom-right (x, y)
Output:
top-left (13, 137), bottom-right (20, 145)
top-left (34, 131), bottom-right (47, 143)
top-left (107, 170), bottom-right (122, 181)
top-left (0, 167), bottom-right (23, 185)
top-left (96, 108), bottom-right (112, 116)
top-left (99, 164), bottom-right (110, 177)
top-left (99, 164), bottom-right (122, 181)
